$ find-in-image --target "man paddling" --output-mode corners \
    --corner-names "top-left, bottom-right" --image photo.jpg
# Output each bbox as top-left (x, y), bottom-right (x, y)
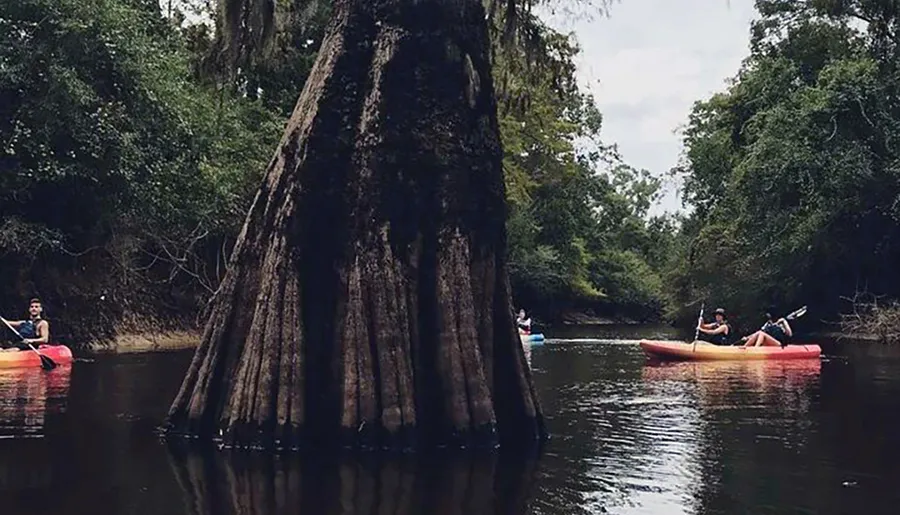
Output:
top-left (1, 298), bottom-right (50, 352)
top-left (696, 307), bottom-right (732, 345)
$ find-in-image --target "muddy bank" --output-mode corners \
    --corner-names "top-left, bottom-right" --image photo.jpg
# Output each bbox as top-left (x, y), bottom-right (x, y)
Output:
top-left (558, 311), bottom-right (641, 325)
top-left (82, 329), bottom-right (200, 354)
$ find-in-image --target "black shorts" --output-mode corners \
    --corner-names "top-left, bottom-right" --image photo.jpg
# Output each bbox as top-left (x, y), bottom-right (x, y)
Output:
top-left (763, 326), bottom-right (785, 340)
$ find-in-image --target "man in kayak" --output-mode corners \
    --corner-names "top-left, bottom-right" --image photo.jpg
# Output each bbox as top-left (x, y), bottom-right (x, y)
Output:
top-left (1, 298), bottom-right (50, 352)
top-left (696, 307), bottom-right (732, 345)
top-left (742, 308), bottom-right (792, 347)
top-left (516, 309), bottom-right (532, 335)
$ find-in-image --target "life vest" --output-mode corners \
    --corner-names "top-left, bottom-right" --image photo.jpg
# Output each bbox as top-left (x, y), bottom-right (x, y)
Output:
top-left (16, 318), bottom-right (43, 339)
top-left (707, 320), bottom-right (731, 345)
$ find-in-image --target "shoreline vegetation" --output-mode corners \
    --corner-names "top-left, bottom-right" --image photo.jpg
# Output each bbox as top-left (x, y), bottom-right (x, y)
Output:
top-left (4, 1), bottom-right (900, 350)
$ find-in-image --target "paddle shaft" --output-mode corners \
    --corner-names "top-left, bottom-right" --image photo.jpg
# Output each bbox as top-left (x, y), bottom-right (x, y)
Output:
top-left (0, 316), bottom-right (56, 369)
top-left (693, 303), bottom-right (705, 351)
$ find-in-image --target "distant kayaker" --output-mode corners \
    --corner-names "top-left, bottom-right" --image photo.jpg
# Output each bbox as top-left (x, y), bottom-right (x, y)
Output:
top-left (516, 309), bottom-right (532, 335)
top-left (696, 307), bottom-right (731, 345)
top-left (1, 298), bottom-right (50, 352)
top-left (742, 308), bottom-right (792, 347)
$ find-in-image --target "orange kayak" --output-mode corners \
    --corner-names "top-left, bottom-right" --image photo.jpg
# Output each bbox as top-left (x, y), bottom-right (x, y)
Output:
top-left (0, 345), bottom-right (73, 369)
top-left (639, 340), bottom-right (821, 361)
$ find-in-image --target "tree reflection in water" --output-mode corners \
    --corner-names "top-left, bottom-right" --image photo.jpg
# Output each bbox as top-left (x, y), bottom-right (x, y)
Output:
top-left (167, 442), bottom-right (540, 515)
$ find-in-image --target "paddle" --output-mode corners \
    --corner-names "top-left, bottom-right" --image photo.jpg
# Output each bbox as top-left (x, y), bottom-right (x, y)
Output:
top-left (692, 303), bottom-right (705, 351)
top-left (0, 316), bottom-right (57, 370)
top-left (785, 305), bottom-right (808, 320)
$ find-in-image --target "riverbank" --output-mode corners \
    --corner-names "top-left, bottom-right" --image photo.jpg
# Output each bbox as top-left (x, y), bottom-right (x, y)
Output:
top-left (82, 330), bottom-right (200, 354)
top-left (557, 311), bottom-right (641, 325)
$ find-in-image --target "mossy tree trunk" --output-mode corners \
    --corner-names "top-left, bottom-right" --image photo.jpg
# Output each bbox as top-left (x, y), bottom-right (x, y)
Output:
top-left (162, 0), bottom-right (544, 450)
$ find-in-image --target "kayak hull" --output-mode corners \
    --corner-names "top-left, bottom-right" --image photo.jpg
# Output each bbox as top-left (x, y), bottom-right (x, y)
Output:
top-left (520, 333), bottom-right (545, 345)
top-left (0, 345), bottom-right (74, 369)
top-left (639, 340), bottom-right (821, 361)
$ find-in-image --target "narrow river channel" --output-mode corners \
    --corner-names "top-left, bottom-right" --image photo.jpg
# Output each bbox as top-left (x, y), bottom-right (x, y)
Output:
top-left (1, 325), bottom-right (898, 514)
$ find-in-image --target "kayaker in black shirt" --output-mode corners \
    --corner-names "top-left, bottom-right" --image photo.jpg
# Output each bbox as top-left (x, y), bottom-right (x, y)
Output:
top-left (742, 308), bottom-right (792, 347)
top-left (1, 298), bottom-right (50, 352)
top-left (696, 307), bottom-right (732, 345)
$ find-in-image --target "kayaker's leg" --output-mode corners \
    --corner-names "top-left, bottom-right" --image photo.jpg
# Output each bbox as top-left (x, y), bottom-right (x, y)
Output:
top-left (743, 331), bottom-right (761, 347)
top-left (756, 333), bottom-right (782, 347)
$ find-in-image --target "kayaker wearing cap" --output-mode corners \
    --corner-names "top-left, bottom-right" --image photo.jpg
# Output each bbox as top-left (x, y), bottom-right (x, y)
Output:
top-left (742, 308), bottom-right (792, 347)
top-left (697, 307), bottom-right (731, 345)
top-left (1, 298), bottom-right (50, 352)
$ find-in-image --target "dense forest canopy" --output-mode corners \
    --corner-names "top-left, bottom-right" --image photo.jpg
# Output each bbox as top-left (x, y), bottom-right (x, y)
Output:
top-left (668, 0), bottom-right (900, 332)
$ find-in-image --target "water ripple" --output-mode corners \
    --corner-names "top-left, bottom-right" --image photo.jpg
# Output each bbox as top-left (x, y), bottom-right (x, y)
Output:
top-left (0, 366), bottom-right (72, 439)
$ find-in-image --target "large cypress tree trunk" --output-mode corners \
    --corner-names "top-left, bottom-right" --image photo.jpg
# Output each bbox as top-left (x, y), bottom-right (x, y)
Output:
top-left (162, 0), bottom-right (544, 450)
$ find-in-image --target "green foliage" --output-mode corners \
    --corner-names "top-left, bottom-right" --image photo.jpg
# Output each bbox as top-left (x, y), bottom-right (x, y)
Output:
top-left (0, 0), bottom-right (282, 246)
top-left (0, 0), bottom-right (284, 336)
top-left (669, 0), bottom-right (900, 327)
top-left (497, 19), bottom-right (675, 320)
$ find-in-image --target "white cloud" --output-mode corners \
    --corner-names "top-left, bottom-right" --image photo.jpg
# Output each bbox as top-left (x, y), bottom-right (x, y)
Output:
top-left (542, 0), bottom-right (759, 214)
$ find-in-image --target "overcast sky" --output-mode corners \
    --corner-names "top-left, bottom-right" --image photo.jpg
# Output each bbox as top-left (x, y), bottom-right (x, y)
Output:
top-left (542, 0), bottom-right (759, 214)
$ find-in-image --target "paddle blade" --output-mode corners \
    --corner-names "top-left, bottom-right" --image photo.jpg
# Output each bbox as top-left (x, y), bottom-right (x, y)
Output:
top-left (786, 306), bottom-right (807, 320)
top-left (39, 354), bottom-right (57, 370)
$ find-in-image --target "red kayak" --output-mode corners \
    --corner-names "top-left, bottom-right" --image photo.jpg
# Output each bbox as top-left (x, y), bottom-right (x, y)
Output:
top-left (639, 340), bottom-right (821, 361)
top-left (0, 345), bottom-right (73, 369)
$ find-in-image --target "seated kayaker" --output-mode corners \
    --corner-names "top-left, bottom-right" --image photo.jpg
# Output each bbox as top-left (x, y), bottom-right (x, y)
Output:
top-left (743, 308), bottom-right (792, 347)
top-left (516, 309), bottom-right (532, 335)
top-left (1, 298), bottom-right (50, 352)
top-left (696, 307), bottom-right (731, 345)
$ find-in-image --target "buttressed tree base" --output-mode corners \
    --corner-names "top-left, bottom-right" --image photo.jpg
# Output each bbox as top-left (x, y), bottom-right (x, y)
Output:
top-left (162, 0), bottom-right (546, 451)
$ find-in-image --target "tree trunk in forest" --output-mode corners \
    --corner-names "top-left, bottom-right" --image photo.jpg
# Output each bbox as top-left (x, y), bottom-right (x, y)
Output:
top-left (162, 0), bottom-right (545, 450)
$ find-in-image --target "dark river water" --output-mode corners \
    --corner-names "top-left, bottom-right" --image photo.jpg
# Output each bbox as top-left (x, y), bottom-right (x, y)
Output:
top-left (2, 325), bottom-right (899, 515)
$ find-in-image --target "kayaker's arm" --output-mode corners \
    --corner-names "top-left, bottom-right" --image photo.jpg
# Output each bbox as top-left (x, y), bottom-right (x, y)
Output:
top-left (778, 318), bottom-right (793, 337)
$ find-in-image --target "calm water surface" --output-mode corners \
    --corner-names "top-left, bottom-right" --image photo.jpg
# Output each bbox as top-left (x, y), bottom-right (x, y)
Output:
top-left (1, 325), bottom-right (899, 515)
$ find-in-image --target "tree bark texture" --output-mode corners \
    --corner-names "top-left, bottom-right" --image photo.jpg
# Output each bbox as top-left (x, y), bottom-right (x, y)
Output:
top-left (162, 0), bottom-right (544, 450)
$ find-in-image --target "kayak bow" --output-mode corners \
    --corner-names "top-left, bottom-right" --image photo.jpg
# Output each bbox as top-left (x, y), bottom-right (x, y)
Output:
top-left (0, 345), bottom-right (73, 369)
